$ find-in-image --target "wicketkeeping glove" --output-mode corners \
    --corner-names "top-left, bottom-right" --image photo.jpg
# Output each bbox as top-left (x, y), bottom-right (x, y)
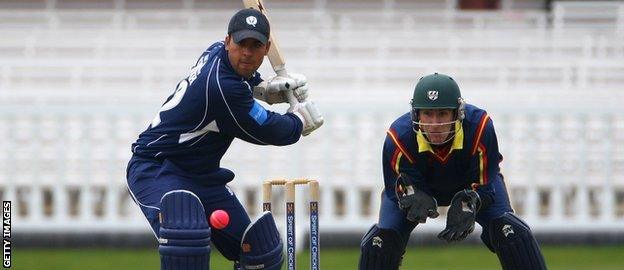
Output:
top-left (437, 189), bottom-right (481, 242)
top-left (395, 173), bottom-right (439, 223)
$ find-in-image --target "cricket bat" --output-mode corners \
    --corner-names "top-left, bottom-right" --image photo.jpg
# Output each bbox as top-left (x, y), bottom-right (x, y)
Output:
top-left (242, 0), bottom-right (298, 107)
top-left (242, 0), bottom-right (324, 132)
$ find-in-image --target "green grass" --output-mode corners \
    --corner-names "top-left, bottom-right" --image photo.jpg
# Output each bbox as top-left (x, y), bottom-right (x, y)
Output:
top-left (13, 245), bottom-right (624, 270)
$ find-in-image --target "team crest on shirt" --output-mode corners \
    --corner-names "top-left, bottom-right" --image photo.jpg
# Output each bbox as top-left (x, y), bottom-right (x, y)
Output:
top-left (246, 16), bottom-right (257, 27)
top-left (428, 90), bottom-right (439, 101)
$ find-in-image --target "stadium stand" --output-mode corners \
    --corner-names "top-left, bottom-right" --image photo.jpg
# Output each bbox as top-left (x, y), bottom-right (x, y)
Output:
top-left (1, 0), bottom-right (624, 247)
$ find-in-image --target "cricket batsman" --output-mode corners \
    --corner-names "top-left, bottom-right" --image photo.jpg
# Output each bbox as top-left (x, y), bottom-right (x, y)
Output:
top-left (358, 73), bottom-right (547, 270)
top-left (126, 8), bottom-right (323, 270)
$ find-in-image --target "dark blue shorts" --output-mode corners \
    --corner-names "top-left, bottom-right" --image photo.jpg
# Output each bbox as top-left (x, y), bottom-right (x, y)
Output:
top-left (378, 175), bottom-right (513, 247)
top-left (126, 155), bottom-right (251, 260)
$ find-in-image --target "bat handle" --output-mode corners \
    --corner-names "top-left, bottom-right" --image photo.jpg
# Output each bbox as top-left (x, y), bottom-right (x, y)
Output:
top-left (274, 67), bottom-right (299, 108)
top-left (285, 91), bottom-right (298, 108)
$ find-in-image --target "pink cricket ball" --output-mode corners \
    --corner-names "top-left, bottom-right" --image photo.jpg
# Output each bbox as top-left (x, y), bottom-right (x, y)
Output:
top-left (209, 209), bottom-right (230, 229)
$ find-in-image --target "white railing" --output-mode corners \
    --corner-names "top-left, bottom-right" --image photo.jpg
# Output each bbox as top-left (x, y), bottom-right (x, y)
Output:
top-left (3, 103), bottom-right (624, 237)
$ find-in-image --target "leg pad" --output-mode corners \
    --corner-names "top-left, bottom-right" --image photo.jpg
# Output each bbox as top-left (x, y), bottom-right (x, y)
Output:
top-left (159, 190), bottom-right (211, 270)
top-left (358, 224), bottom-right (405, 270)
top-left (239, 211), bottom-right (283, 270)
top-left (489, 212), bottom-right (547, 270)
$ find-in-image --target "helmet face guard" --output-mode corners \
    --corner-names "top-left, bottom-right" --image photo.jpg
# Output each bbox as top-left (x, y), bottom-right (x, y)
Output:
top-left (411, 101), bottom-right (464, 145)
top-left (410, 73), bottom-right (465, 145)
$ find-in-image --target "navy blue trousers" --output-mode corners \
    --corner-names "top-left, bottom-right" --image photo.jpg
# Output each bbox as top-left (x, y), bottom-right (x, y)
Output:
top-left (126, 155), bottom-right (251, 261)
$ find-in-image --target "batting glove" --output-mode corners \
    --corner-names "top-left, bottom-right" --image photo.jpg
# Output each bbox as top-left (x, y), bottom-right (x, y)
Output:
top-left (288, 101), bottom-right (324, 136)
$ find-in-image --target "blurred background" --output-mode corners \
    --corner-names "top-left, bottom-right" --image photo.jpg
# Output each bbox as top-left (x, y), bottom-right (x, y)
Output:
top-left (1, 0), bottom-right (624, 269)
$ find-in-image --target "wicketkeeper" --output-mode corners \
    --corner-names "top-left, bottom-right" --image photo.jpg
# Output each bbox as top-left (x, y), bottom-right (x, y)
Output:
top-left (358, 73), bottom-right (547, 270)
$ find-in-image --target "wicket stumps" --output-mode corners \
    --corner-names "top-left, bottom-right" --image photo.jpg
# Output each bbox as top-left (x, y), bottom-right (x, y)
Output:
top-left (262, 179), bottom-right (320, 270)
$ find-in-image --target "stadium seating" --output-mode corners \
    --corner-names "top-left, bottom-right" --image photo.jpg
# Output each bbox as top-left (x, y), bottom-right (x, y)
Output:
top-left (2, 0), bottom-right (624, 247)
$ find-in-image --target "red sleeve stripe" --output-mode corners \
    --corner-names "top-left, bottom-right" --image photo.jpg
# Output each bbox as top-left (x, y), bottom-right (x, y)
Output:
top-left (390, 148), bottom-right (401, 175)
top-left (477, 143), bottom-right (489, 185)
top-left (387, 129), bottom-right (415, 164)
top-left (471, 114), bottom-right (490, 155)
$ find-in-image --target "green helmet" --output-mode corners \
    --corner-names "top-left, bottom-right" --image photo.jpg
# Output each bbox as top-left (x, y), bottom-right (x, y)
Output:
top-left (411, 73), bottom-right (462, 110)
top-left (410, 73), bottom-right (466, 145)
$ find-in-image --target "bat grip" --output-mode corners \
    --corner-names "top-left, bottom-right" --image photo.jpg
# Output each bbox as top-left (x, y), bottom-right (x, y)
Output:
top-left (285, 91), bottom-right (298, 107)
top-left (274, 67), bottom-right (299, 108)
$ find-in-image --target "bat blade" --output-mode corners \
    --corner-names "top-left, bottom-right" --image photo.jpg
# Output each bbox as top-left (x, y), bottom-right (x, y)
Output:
top-left (242, 0), bottom-right (287, 77)
top-left (241, 1), bottom-right (324, 133)
top-left (242, 0), bottom-right (298, 108)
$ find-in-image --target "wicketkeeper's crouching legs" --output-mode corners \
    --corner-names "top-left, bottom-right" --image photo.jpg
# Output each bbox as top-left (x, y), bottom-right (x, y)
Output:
top-left (485, 212), bottom-right (547, 270)
top-left (158, 190), bottom-right (212, 270)
top-left (358, 224), bottom-right (406, 270)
